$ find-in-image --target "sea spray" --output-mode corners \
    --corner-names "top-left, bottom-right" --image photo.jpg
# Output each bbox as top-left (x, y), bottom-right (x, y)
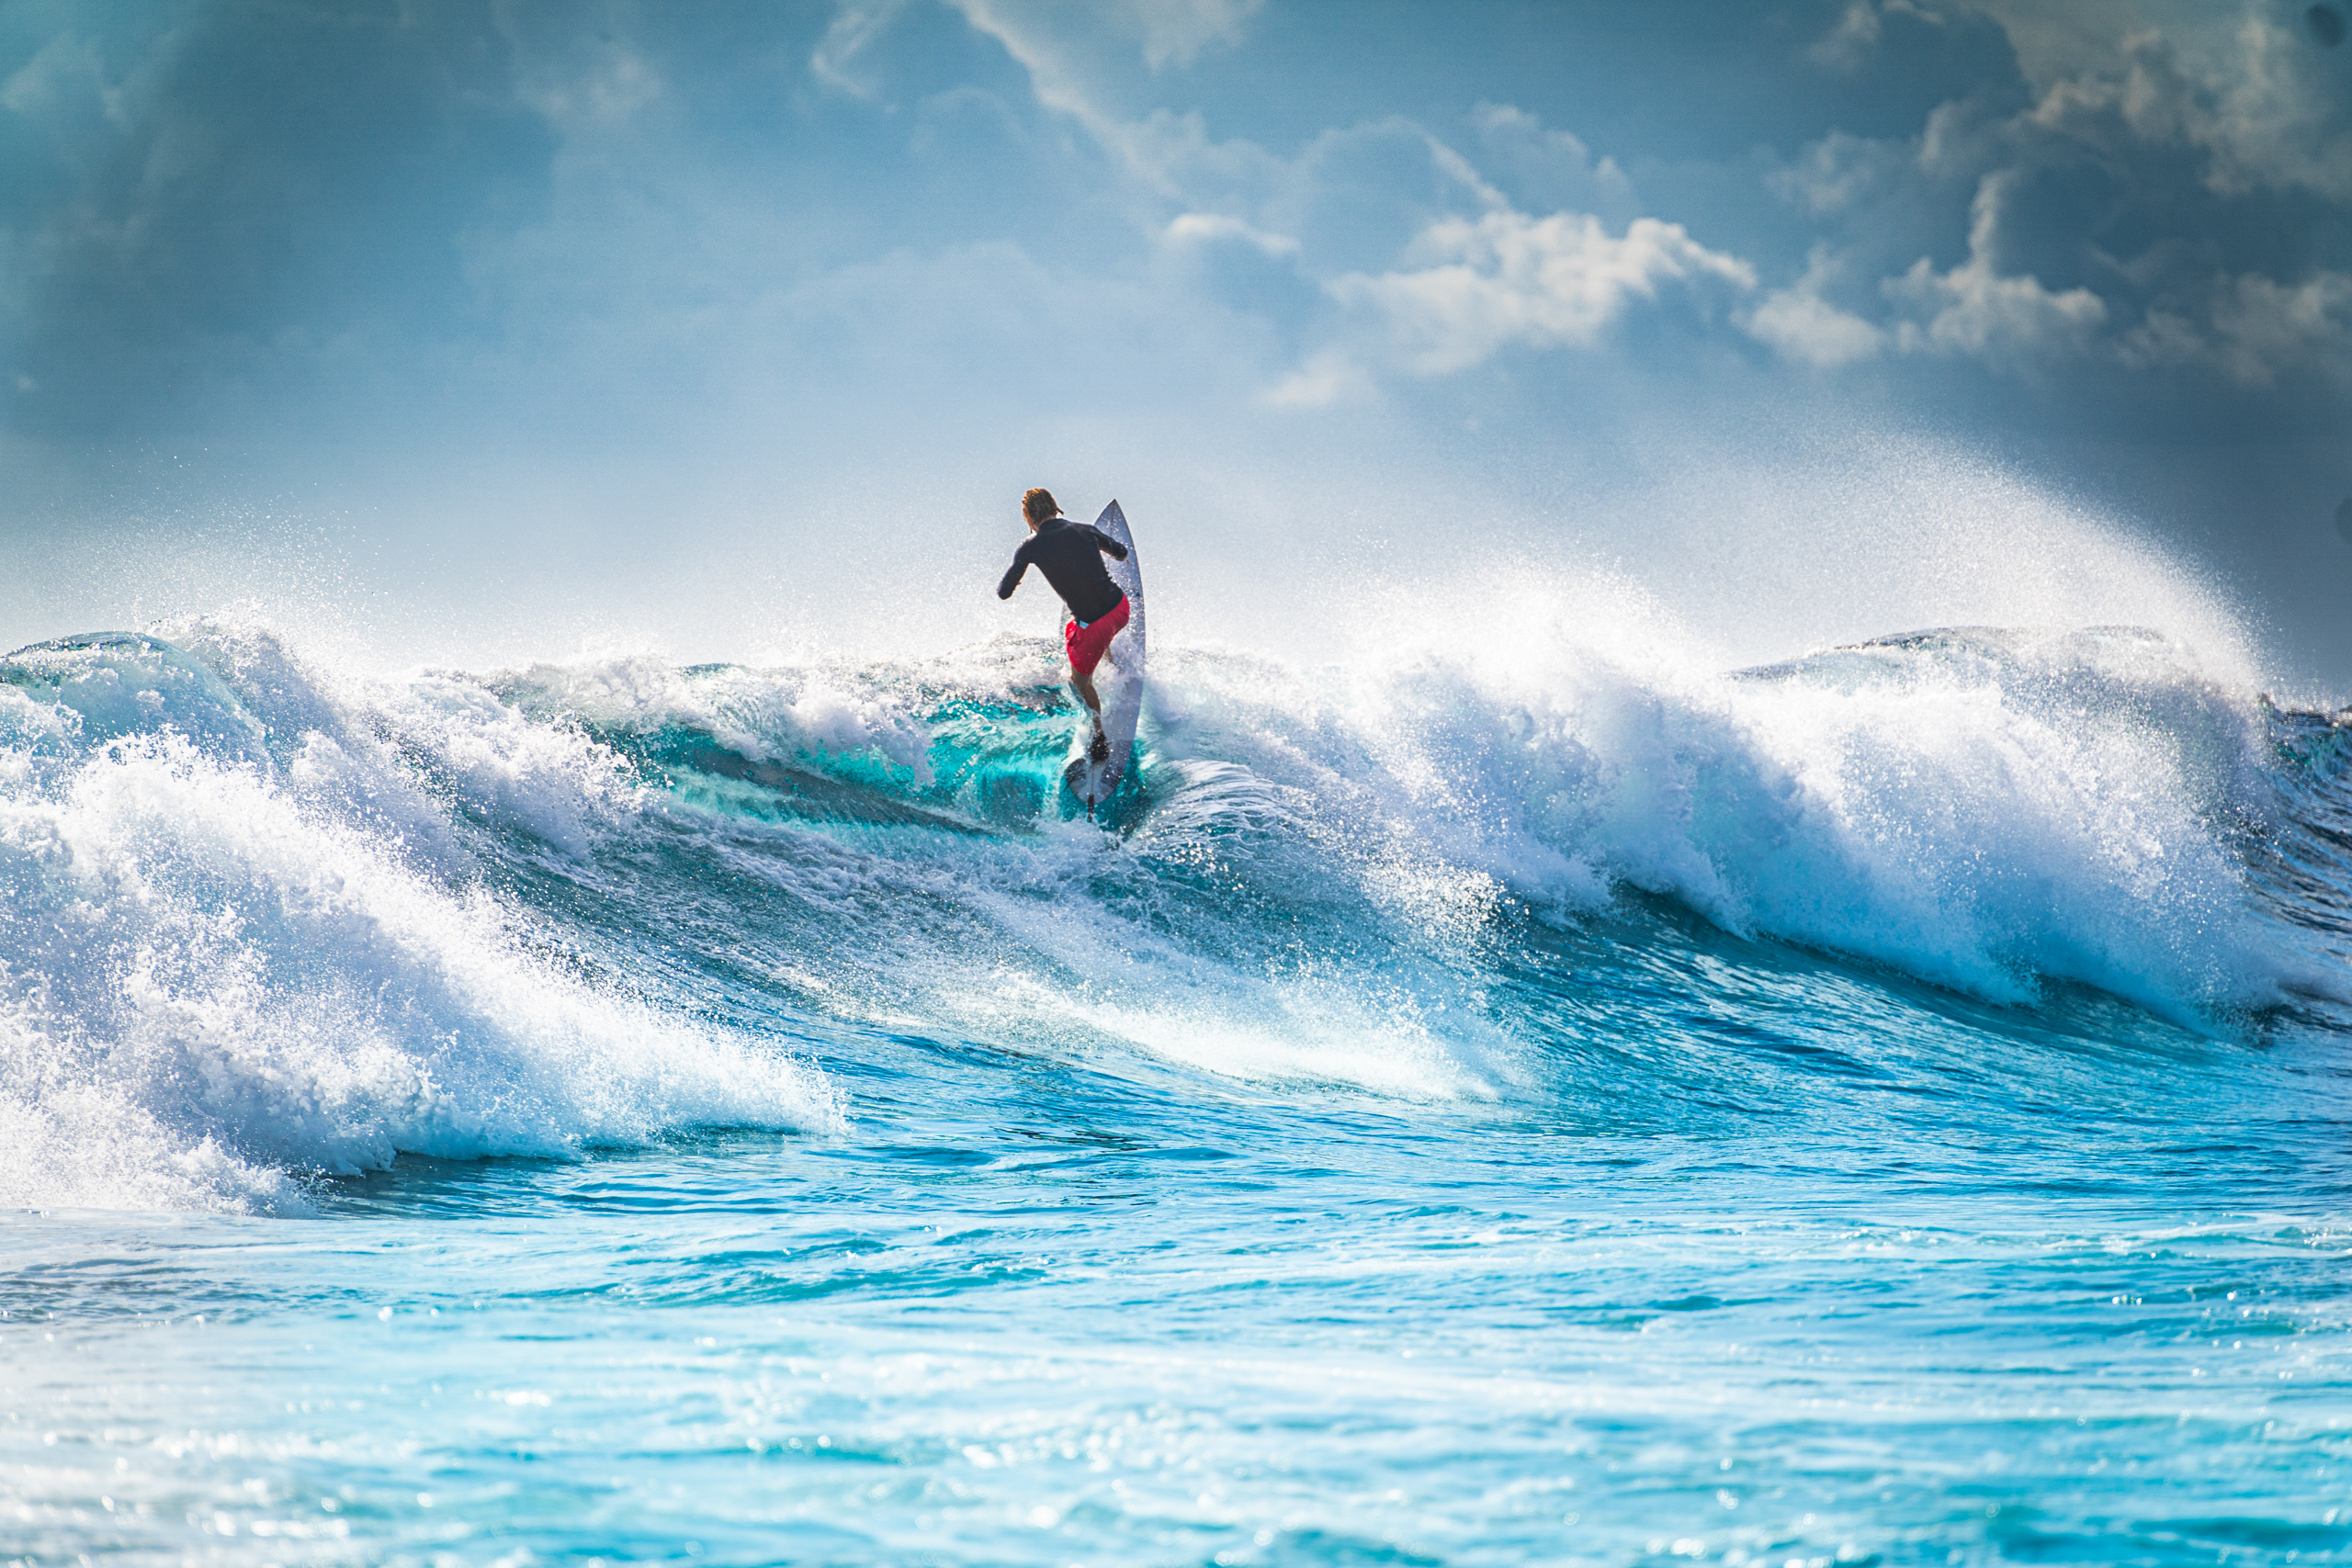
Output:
top-left (1, 609), bottom-right (2345, 1210)
top-left (0, 626), bottom-right (841, 1213)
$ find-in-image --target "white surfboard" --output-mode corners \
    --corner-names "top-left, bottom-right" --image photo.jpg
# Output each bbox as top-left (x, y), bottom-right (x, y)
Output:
top-left (1062, 500), bottom-right (1146, 814)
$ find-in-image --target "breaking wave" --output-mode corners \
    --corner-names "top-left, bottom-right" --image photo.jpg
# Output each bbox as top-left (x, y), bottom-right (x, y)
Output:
top-left (2, 606), bottom-right (2345, 1212)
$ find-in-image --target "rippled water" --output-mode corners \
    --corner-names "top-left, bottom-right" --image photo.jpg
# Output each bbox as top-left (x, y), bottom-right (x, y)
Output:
top-left (4, 617), bottom-right (2350, 1564)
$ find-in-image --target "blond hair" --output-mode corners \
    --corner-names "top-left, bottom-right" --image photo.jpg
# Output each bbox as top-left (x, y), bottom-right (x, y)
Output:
top-left (1022, 488), bottom-right (1059, 524)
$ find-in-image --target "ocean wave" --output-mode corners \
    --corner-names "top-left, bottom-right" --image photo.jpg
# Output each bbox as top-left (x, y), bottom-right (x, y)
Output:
top-left (0, 625), bottom-right (842, 1214)
top-left (1204, 616), bottom-right (2341, 1022)
top-left (2, 611), bottom-right (2344, 1211)
top-left (597, 615), bottom-right (2347, 1019)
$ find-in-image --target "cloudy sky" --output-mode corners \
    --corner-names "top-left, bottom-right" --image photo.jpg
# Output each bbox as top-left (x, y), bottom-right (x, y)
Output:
top-left (4, 0), bottom-right (2349, 687)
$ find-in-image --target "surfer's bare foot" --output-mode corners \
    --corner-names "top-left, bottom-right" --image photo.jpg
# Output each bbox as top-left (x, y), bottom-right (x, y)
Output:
top-left (1089, 728), bottom-right (1110, 763)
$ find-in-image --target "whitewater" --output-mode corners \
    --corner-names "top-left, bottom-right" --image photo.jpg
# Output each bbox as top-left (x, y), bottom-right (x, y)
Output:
top-left (4, 588), bottom-right (2350, 1563)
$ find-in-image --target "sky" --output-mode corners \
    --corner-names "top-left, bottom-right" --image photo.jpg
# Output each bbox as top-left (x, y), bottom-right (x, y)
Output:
top-left (3, 0), bottom-right (2349, 691)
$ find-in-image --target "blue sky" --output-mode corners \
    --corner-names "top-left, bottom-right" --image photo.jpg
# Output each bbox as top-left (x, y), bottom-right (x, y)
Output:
top-left (4, 1), bottom-right (2349, 686)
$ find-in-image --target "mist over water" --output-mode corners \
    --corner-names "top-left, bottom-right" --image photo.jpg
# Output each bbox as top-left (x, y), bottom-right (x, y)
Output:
top-left (0, 425), bottom-right (2288, 695)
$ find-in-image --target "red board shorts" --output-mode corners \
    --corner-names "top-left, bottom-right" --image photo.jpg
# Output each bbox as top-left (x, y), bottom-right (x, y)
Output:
top-left (1064, 594), bottom-right (1130, 677)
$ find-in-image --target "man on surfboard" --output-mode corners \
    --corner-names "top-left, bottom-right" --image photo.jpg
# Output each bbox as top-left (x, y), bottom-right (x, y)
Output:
top-left (997, 487), bottom-right (1130, 761)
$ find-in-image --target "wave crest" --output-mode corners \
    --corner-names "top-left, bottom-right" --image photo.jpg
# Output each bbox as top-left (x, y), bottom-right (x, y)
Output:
top-left (0, 627), bottom-right (842, 1214)
top-left (3, 608), bottom-right (2344, 1211)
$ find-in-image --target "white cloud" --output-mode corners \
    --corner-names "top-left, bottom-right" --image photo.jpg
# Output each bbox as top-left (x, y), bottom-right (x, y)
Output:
top-left (2120, 270), bottom-right (2352, 387)
top-left (0, 32), bottom-right (112, 120)
top-left (945, 0), bottom-right (1109, 129)
top-left (1886, 257), bottom-right (2107, 358)
top-left (1883, 174), bottom-right (2107, 359)
top-left (1809, 0), bottom-right (1948, 70)
top-left (925, 9), bottom-right (1759, 401)
top-left (1129, 0), bottom-right (1264, 71)
top-left (1164, 210), bottom-right (1297, 256)
top-left (1769, 130), bottom-right (1914, 216)
top-left (2114, 306), bottom-right (2205, 371)
top-left (2208, 271), bottom-right (2352, 385)
top-left (940, 0), bottom-right (1277, 199)
top-left (1262, 349), bottom-right (1375, 408)
top-left (1743, 248), bottom-right (1887, 368)
top-left (1470, 102), bottom-right (1638, 224)
top-left (1770, 7), bottom-right (2352, 390)
top-left (510, 40), bottom-right (662, 129)
top-left (812, 0), bottom-right (908, 99)
top-left (1747, 288), bottom-right (1886, 367)
top-left (947, 0), bottom-right (1261, 132)
top-left (1986, 5), bottom-right (2352, 200)
top-left (1329, 208), bottom-right (1756, 377)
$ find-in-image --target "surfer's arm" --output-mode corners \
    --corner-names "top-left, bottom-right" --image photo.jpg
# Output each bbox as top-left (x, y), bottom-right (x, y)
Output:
top-left (1089, 527), bottom-right (1128, 561)
top-left (996, 544), bottom-right (1033, 599)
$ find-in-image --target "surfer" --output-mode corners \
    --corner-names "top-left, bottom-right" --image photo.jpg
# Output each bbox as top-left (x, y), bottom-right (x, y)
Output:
top-left (997, 487), bottom-right (1130, 761)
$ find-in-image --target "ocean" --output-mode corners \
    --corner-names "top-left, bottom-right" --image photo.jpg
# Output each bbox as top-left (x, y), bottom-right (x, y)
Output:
top-left (3, 611), bottom-right (2348, 1565)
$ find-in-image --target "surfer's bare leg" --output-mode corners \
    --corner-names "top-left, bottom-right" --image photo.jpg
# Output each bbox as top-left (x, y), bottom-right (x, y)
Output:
top-left (1070, 669), bottom-right (1110, 762)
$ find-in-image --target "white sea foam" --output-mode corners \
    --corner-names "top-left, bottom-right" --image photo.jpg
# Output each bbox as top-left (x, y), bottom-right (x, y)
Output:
top-left (945, 823), bottom-right (1517, 1100)
top-left (492, 653), bottom-right (937, 782)
top-left (1157, 595), bottom-right (2335, 1023)
top-left (2, 579), bottom-right (2337, 1215)
top-left (444, 599), bottom-right (2339, 1096)
top-left (0, 630), bottom-right (842, 1215)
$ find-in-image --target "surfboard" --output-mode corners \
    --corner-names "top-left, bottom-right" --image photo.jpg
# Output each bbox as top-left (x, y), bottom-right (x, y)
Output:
top-left (1062, 500), bottom-right (1146, 815)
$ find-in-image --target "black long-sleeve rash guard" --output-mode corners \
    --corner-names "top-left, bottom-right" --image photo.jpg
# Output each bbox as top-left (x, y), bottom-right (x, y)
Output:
top-left (997, 515), bottom-right (1129, 623)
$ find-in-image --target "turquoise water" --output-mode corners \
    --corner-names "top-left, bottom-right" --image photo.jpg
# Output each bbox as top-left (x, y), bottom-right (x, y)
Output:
top-left (4, 620), bottom-right (2350, 1565)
